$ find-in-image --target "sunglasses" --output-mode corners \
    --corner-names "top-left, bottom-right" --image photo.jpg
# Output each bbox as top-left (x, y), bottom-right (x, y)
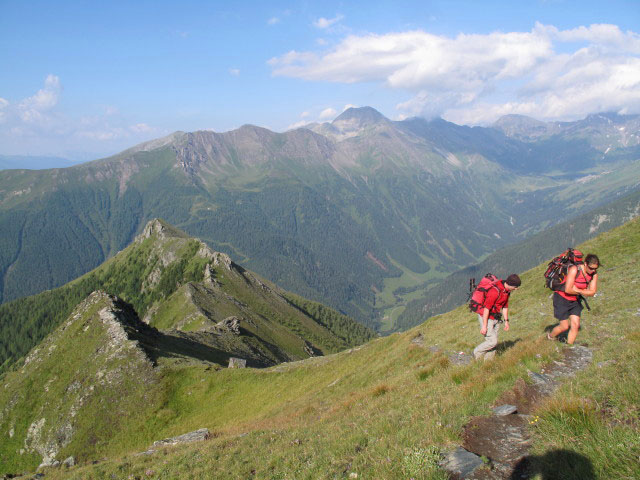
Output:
top-left (586, 265), bottom-right (599, 272)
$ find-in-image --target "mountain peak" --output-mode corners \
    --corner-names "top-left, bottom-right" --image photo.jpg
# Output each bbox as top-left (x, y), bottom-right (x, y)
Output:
top-left (333, 106), bottom-right (388, 125)
top-left (138, 218), bottom-right (191, 242)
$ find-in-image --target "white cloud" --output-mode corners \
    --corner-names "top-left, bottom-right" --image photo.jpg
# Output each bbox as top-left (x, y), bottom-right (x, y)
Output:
top-left (268, 17), bottom-right (280, 25)
top-left (342, 104), bottom-right (358, 111)
top-left (319, 107), bottom-right (337, 120)
top-left (0, 75), bottom-right (160, 156)
top-left (287, 119), bottom-right (313, 130)
top-left (271, 23), bottom-right (640, 124)
top-left (313, 14), bottom-right (344, 29)
top-left (0, 97), bottom-right (8, 123)
top-left (229, 68), bottom-right (240, 76)
top-left (130, 123), bottom-right (154, 133)
top-left (17, 74), bottom-right (62, 125)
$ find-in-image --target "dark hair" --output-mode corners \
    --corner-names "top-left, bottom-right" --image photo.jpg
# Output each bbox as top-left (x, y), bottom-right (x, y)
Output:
top-left (505, 274), bottom-right (521, 287)
top-left (585, 254), bottom-right (601, 267)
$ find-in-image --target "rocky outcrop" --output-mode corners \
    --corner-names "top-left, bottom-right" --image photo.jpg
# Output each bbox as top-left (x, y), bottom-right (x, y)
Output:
top-left (228, 358), bottom-right (247, 368)
top-left (216, 317), bottom-right (242, 335)
top-left (13, 291), bottom-right (158, 468)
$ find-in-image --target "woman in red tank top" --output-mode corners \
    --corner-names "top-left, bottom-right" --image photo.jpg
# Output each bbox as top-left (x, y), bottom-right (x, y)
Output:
top-left (548, 253), bottom-right (600, 345)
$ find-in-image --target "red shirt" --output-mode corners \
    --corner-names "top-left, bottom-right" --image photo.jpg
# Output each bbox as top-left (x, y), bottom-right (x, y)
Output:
top-left (479, 280), bottom-right (510, 319)
top-left (557, 267), bottom-right (593, 301)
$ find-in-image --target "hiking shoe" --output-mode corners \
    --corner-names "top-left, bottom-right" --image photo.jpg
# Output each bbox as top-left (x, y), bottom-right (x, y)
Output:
top-left (546, 333), bottom-right (554, 341)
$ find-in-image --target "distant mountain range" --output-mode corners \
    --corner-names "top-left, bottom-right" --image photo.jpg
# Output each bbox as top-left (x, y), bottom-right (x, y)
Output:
top-left (1, 107), bottom-right (639, 330)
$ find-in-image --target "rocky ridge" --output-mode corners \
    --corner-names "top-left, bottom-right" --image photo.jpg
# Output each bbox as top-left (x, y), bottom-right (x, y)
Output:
top-left (4, 291), bottom-right (158, 468)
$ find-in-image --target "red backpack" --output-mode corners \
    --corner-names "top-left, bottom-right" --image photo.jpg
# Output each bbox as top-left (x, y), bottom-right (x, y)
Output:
top-left (543, 248), bottom-right (583, 291)
top-left (468, 273), bottom-right (501, 313)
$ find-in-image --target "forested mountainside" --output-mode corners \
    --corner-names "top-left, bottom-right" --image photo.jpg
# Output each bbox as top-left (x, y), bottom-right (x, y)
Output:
top-left (2, 216), bottom-right (637, 478)
top-left (0, 219), bottom-right (374, 373)
top-left (1, 108), bottom-right (639, 330)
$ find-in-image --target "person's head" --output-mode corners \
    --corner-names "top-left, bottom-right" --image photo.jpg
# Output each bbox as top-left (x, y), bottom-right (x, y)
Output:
top-left (505, 274), bottom-right (521, 291)
top-left (584, 253), bottom-right (601, 275)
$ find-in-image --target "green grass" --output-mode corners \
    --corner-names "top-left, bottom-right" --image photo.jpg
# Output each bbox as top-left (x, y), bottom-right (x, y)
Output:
top-left (377, 254), bottom-right (452, 332)
top-left (6, 218), bottom-right (640, 479)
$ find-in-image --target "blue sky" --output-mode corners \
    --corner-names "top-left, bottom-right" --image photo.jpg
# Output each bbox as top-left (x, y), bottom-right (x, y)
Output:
top-left (1, 0), bottom-right (639, 160)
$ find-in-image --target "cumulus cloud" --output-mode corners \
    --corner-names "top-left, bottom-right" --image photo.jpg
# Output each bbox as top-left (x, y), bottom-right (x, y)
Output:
top-left (0, 75), bottom-right (160, 156)
top-left (313, 14), bottom-right (344, 29)
top-left (287, 119), bottom-right (313, 130)
top-left (270, 23), bottom-right (640, 124)
top-left (268, 17), bottom-right (280, 25)
top-left (319, 107), bottom-right (338, 119)
top-left (17, 74), bottom-right (62, 126)
top-left (286, 106), bottom-right (345, 130)
top-left (229, 68), bottom-right (240, 76)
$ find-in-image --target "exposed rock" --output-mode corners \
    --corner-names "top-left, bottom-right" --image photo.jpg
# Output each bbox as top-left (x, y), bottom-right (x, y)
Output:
top-left (597, 359), bottom-right (617, 368)
top-left (449, 351), bottom-right (473, 366)
top-left (203, 264), bottom-right (219, 287)
top-left (463, 415), bottom-right (532, 465)
top-left (217, 317), bottom-right (241, 335)
top-left (442, 345), bottom-right (594, 479)
top-left (139, 219), bottom-right (170, 241)
top-left (213, 252), bottom-right (234, 271)
top-left (492, 404), bottom-right (517, 416)
top-left (151, 428), bottom-right (210, 448)
top-left (228, 357), bottom-right (247, 368)
top-left (439, 447), bottom-right (485, 479)
top-left (62, 456), bottom-right (75, 467)
top-left (303, 342), bottom-right (317, 357)
top-left (410, 333), bottom-right (425, 347)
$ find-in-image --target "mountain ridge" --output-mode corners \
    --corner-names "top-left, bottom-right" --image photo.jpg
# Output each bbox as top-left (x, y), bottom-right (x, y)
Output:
top-left (1, 107), bottom-right (639, 331)
top-left (0, 218), bottom-right (374, 372)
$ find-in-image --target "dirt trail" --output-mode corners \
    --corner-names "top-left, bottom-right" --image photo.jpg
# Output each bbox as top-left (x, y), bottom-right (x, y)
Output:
top-left (441, 345), bottom-right (593, 479)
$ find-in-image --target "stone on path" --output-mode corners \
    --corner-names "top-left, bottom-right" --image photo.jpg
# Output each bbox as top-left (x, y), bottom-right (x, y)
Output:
top-left (439, 447), bottom-right (485, 479)
top-left (152, 428), bottom-right (210, 448)
top-left (492, 404), bottom-right (517, 416)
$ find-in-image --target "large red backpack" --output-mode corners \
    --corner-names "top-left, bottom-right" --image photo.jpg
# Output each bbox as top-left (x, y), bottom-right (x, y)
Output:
top-left (543, 248), bottom-right (583, 291)
top-left (468, 273), bottom-right (501, 313)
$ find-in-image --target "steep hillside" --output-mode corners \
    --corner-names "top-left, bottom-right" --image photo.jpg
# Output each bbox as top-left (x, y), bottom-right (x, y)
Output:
top-left (1, 108), bottom-right (639, 330)
top-left (395, 188), bottom-right (640, 332)
top-left (0, 219), bottom-right (374, 372)
top-left (1, 218), bottom-right (638, 478)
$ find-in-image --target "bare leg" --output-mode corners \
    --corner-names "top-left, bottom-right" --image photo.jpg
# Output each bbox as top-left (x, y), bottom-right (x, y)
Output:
top-left (567, 315), bottom-right (581, 344)
top-left (550, 319), bottom-right (569, 338)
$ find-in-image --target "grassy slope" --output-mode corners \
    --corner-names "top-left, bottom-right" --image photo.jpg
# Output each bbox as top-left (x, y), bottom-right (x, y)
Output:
top-left (32, 218), bottom-right (639, 479)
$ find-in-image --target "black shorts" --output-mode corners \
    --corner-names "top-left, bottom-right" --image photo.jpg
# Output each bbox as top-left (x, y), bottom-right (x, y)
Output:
top-left (553, 292), bottom-right (583, 320)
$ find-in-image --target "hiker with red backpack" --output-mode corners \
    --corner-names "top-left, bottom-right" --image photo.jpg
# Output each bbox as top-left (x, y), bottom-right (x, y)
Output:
top-left (469, 274), bottom-right (521, 361)
top-left (546, 251), bottom-right (600, 345)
